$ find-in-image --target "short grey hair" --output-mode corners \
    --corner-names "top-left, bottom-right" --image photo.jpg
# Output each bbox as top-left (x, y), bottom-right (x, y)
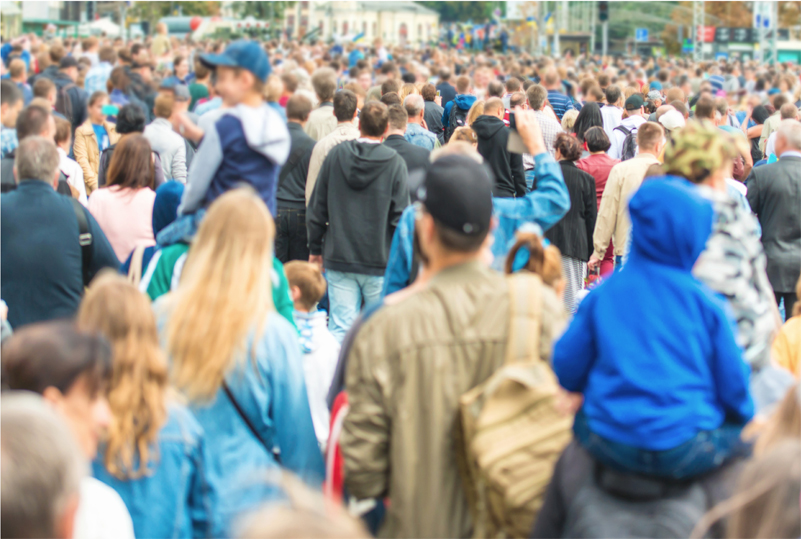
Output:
top-left (1, 392), bottom-right (86, 539)
top-left (777, 119), bottom-right (801, 151)
top-left (404, 94), bottom-right (424, 118)
top-left (14, 136), bottom-right (59, 183)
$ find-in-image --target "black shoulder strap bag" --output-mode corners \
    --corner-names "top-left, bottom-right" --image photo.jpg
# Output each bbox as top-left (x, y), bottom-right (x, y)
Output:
top-left (69, 198), bottom-right (93, 286)
top-left (222, 381), bottom-right (282, 464)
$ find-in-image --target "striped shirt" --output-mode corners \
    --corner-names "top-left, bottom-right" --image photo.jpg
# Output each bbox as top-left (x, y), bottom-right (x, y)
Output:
top-left (547, 90), bottom-right (575, 120)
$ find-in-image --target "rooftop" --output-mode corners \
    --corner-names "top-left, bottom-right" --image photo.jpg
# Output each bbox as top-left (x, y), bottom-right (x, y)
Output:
top-left (315, 1), bottom-right (439, 16)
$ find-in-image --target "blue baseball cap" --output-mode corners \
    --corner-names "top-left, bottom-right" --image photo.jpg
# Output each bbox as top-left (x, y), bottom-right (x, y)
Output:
top-left (649, 80), bottom-right (663, 91)
top-left (200, 40), bottom-right (271, 83)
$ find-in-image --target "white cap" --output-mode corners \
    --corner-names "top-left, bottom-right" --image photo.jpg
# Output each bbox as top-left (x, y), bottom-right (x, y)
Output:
top-left (659, 109), bottom-right (685, 132)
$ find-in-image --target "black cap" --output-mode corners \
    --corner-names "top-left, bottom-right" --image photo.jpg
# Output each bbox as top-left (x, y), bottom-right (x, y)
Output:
top-left (625, 94), bottom-right (644, 111)
top-left (416, 155), bottom-right (493, 237)
top-left (59, 56), bottom-right (78, 69)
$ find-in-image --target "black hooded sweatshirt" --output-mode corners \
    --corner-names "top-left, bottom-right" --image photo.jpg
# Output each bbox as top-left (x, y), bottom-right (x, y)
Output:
top-left (307, 140), bottom-right (409, 275)
top-left (471, 115), bottom-right (527, 198)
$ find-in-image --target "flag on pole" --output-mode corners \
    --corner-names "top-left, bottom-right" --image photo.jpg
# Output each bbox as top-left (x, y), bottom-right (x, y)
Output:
top-left (352, 32), bottom-right (365, 43)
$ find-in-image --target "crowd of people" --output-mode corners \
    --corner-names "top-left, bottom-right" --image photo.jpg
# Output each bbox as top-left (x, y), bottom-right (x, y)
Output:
top-left (1, 23), bottom-right (801, 539)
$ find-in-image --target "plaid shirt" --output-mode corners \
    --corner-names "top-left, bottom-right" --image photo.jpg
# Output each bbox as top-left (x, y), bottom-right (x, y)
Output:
top-left (533, 110), bottom-right (561, 158)
top-left (1, 127), bottom-right (18, 159)
top-left (83, 61), bottom-right (114, 95)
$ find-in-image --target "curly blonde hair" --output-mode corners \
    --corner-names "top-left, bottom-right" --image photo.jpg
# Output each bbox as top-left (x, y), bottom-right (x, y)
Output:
top-left (77, 273), bottom-right (168, 479)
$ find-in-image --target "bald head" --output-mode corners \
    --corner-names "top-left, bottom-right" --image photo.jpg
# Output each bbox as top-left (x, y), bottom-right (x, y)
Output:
top-left (780, 103), bottom-right (799, 121)
top-left (542, 68), bottom-right (560, 89)
top-left (776, 119), bottom-right (801, 154)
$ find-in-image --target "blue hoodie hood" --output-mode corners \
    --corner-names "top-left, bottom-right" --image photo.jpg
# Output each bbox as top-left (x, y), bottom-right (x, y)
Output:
top-left (627, 176), bottom-right (714, 271)
top-left (152, 181), bottom-right (185, 235)
top-left (453, 94), bottom-right (477, 111)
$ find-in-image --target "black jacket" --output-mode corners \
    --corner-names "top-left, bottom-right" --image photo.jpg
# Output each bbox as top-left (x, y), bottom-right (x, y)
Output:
top-left (383, 134), bottom-right (431, 175)
top-left (424, 101), bottom-right (445, 144)
top-left (545, 161), bottom-right (597, 261)
top-left (1, 180), bottom-right (119, 328)
top-left (436, 81), bottom-right (457, 108)
top-left (277, 122), bottom-right (316, 209)
top-left (471, 115), bottom-right (527, 198)
top-left (42, 71), bottom-right (88, 133)
top-left (746, 155), bottom-right (801, 292)
top-left (307, 140), bottom-right (409, 275)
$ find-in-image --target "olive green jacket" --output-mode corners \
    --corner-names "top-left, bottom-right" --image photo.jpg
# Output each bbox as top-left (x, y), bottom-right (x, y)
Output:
top-left (341, 261), bottom-right (567, 538)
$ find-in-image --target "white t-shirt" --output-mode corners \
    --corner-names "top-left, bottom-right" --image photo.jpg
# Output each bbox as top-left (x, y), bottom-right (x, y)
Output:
top-left (58, 147), bottom-right (87, 205)
top-left (601, 105), bottom-right (623, 141)
top-left (765, 131), bottom-right (777, 159)
top-left (608, 115), bottom-right (646, 160)
top-left (74, 477), bottom-right (135, 539)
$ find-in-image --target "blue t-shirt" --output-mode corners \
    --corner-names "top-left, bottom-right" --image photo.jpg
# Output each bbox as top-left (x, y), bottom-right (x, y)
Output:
top-left (92, 123), bottom-right (110, 152)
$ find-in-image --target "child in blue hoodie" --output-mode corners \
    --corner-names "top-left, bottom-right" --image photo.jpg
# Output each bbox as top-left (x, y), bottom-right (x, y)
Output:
top-left (553, 177), bottom-right (754, 480)
top-left (175, 40), bottom-right (289, 220)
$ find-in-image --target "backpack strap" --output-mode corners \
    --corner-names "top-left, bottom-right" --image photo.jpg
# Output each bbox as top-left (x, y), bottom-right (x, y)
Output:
top-left (504, 273), bottom-right (542, 365)
top-left (613, 125), bottom-right (631, 135)
top-left (69, 197), bottom-right (93, 286)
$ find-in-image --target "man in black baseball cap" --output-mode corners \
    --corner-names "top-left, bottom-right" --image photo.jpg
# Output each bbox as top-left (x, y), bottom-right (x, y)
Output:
top-left (610, 94), bottom-right (648, 159)
top-left (415, 154), bottom-right (494, 257)
top-left (341, 111), bottom-right (569, 539)
top-left (55, 56), bottom-right (87, 131)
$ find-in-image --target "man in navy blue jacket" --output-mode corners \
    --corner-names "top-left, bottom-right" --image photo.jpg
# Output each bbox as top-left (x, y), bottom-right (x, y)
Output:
top-left (1, 136), bottom-right (118, 329)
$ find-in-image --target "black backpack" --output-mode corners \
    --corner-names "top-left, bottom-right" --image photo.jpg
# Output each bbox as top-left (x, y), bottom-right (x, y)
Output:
top-left (614, 125), bottom-right (639, 161)
top-left (562, 463), bottom-right (708, 539)
top-left (55, 83), bottom-right (76, 125)
top-left (446, 103), bottom-right (470, 142)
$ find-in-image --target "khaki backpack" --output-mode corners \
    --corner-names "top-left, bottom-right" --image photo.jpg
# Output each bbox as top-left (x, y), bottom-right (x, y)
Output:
top-left (458, 273), bottom-right (574, 538)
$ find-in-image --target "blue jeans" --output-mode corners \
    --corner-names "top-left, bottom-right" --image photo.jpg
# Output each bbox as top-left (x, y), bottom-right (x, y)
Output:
top-left (573, 410), bottom-right (749, 480)
top-left (326, 270), bottom-right (384, 342)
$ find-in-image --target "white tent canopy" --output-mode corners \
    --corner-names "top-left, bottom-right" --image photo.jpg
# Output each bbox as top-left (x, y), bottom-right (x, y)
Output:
top-left (78, 17), bottom-right (121, 37)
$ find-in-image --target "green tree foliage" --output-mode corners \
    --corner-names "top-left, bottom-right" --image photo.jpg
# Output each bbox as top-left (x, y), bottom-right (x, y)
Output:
top-left (418, 1), bottom-right (500, 23)
top-left (131, 1), bottom-right (220, 32)
top-left (231, 1), bottom-right (295, 21)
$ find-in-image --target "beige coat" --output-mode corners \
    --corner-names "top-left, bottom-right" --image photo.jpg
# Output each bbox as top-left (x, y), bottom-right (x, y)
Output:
top-left (341, 262), bottom-right (567, 538)
top-left (305, 121), bottom-right (360, 204)
top-left (759, 111), bottom-right (781, 154)
top-left (592, 152), bottom-right (660, 258)
top-left (304, 102), bottom-right (338, 141)
top-left (73, 119), bottom-right (120, 195)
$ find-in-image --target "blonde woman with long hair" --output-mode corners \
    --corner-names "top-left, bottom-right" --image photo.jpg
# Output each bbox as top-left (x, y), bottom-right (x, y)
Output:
top-left (399, 82), bottom-right (419, 103)
top-left (78, 273), bottom-right (220, 538)
top-left (466, 99), bottom-right (485, 127)
top-left (157, 188), bottom-right (323, 533)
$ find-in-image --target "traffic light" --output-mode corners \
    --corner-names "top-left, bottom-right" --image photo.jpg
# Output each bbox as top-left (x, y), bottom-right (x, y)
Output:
top-left (599, 1), bottom-right (609, 22)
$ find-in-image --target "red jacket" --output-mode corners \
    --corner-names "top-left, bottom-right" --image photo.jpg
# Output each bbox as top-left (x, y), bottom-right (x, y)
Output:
top-left (576, 153), bottom-right (620, 209)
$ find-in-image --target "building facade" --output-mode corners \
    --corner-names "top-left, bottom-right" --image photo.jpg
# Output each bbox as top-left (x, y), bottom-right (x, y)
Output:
top-left (283, 1), bottom-right (439, 46)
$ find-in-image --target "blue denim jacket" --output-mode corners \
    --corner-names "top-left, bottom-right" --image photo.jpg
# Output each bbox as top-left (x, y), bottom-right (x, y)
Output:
top-left (156, 310), bottom-right (324, 533)
top-left (92, 403), bottom-right (221, 538)
top-left (382, 153), bottom-right (569, 296)
top-left (404, 122), bottom-right (438, 151)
